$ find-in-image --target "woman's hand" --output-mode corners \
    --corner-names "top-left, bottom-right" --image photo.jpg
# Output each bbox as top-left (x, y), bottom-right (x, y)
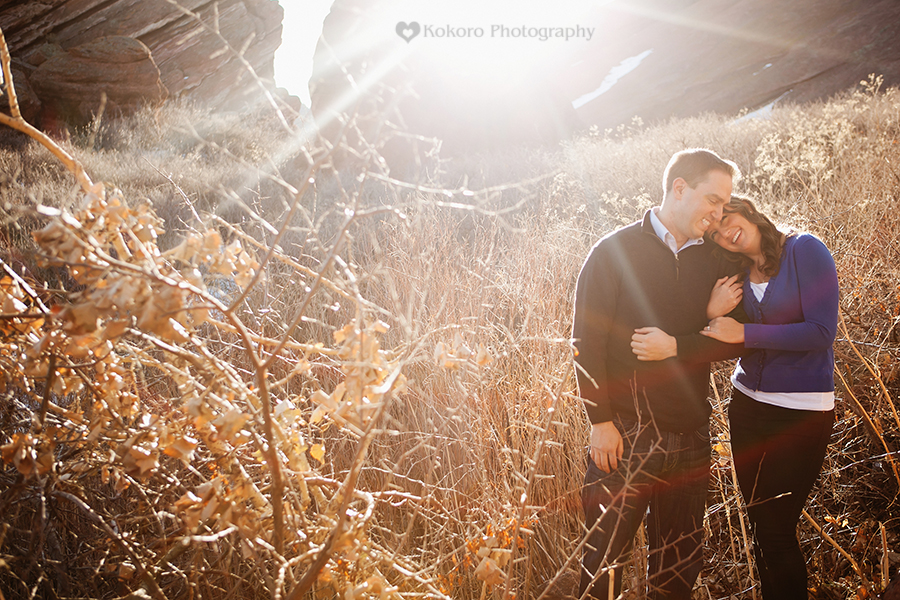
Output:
top-left (707, 274), bottom-right (743, 319)
top-left (631, 327), bottom-right (677, 361)
top-left (700, 316), bottom-right (745, 344)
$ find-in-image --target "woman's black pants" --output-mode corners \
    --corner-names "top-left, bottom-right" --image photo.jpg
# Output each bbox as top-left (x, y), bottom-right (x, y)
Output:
top-left (729, 389), bottom-right (834, 600)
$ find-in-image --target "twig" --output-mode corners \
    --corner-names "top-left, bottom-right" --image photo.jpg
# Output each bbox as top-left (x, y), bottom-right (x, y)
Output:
top-left (710, 374), bottom-right (758, 600)
top-left (0, 26), bottom-right (95, 193)
top-left (213, 216), bottom-right (386, 315)
top-left (86, 91), bottom-right (107, 149)
top-left (222, 145), bottom-right (337, 312)
top-left (52, 491), bottom-right (169, 600)
top-left (834, 366), bottom-right (900, 487)
top-left (502, 361), bottom-right (572, 600)
top-left (285, 366), bottom-right (402, 600)
top-left (802, 509), bottom-right (872, 592)
top-left (37, 354), bottom-right (56, 431)
top-left (838, 311), bottom-right (900, 436)
top-left (0, 27), bottom-right (21, 120)
top-left (256, 352), bottom-right (285, 557)
top-left (881, 521), bottom-right (889, 592)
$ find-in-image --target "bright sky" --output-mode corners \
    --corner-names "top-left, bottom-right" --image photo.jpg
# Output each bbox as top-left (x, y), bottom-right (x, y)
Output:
top-left (274, 0), bottom-right (334, 106)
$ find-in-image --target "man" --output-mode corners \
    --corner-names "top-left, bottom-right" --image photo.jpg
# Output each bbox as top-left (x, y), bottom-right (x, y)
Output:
top-left (572, 148), bottom-right (746, 599)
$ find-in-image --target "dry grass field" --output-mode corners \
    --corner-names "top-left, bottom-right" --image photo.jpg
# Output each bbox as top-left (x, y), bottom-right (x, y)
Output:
top-left (1, 38), bottom-right (900, 600)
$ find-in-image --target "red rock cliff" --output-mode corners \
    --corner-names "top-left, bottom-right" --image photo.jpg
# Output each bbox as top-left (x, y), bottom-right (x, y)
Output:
top-left (0, 0), bottom-right (284, 125)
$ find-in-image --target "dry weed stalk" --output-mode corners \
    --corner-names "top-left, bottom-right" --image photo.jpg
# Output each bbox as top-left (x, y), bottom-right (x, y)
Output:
top-left (0, 28), bottom-right (94, 193)
top-left (710, 374), bottom-right (758, 600)
top-left (802, 509), bottom-right (871, 591)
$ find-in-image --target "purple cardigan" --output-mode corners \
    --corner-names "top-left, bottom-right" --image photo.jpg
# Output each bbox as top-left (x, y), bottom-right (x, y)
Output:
top-left (734, 233), bottom-right (839, 393)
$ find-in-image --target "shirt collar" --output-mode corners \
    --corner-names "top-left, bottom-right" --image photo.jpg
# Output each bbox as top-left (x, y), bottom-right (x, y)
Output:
top-left (650, 207), bottom-right (704, 254)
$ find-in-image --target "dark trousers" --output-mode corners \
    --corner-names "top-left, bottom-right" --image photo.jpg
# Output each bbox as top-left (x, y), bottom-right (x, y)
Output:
top-left (579, 416), bottom-right (710, 599)
top-left (729, 390), bottom-right (834, 600)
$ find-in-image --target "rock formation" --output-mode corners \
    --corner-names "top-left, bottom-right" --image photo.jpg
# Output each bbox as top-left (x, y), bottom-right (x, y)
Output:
top-left (0, 0), bottom-right (284, 126)
top-left (29, 36), bottom-right (168, 124)
top-left (566, 0), bottom-right (900, 130)
top-left (309, 0), bottom-right (900, 156)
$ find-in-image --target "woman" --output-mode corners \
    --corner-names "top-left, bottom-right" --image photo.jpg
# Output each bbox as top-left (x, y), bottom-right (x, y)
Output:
top-left (640, 196), bottom-right (840, 599)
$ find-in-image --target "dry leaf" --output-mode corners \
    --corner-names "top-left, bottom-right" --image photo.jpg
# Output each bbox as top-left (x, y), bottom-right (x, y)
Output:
top-left (163, 435), bottom-right (199, 465)
top-left (474, 556), bottom-right (505, 585)
top-left (475, 343), bottom-right (493, 366)
top-left (310, 443), bottom-right (325, 465)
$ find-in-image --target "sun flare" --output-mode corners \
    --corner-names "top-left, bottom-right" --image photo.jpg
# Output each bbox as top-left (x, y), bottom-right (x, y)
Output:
top-left (278, 0), bottom-right (599, 106)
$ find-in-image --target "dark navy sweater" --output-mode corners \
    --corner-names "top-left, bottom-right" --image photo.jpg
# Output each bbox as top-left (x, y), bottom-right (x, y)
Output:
top-left (573, 212), bottom-right (746, 433)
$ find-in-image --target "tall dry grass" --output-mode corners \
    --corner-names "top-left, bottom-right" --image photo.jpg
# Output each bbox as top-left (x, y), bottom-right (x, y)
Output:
top-left (1, 16), bottom-right (899, 597)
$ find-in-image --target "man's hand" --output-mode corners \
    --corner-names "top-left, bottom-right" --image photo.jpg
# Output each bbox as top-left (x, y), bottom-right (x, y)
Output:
top-left (700, 316), bottom-right (745, 344)
top-left (590, 421), bottom-right (623, 473)
top-left (707, 274), bottom-right (743, 319)
top-left (631, 327), bottom-right (677, 361)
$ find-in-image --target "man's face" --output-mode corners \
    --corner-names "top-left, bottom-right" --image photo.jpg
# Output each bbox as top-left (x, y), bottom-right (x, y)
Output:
top-left (671, 169), bottom-right (733, 240)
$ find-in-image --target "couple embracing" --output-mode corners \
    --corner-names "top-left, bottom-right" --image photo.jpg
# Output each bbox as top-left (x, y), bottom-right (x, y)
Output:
top-left (573, 149), bottom-right (839, 599)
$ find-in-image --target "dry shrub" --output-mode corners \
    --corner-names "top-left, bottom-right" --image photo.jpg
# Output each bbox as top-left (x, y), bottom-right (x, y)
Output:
top-left (2, 18), bottom-right (900, 600)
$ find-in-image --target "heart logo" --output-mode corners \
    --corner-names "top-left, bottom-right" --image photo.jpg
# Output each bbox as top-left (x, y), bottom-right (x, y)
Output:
top-left (396, 21), bottom-right (420, 43)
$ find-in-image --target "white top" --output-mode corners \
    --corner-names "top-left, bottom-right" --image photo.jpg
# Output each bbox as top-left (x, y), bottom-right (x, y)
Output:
top-left (750, 280), bottom-right (768, 302)
top-left (650, 207), bottom-right (705, 254)
top-left (732, 371), bottom-right (835, 411)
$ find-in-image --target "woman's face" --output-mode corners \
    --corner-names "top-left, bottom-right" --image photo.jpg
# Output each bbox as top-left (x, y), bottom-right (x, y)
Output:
top-left (708, 210), bottom-right (761, 255)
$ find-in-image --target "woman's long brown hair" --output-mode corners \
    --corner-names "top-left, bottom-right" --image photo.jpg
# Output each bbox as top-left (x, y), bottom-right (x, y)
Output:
top-left (712, 195), bottom-right (789, 278)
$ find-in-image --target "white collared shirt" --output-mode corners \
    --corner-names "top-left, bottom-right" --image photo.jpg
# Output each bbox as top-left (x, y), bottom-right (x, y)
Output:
top-left (650, 207), bottom-right (704, 254)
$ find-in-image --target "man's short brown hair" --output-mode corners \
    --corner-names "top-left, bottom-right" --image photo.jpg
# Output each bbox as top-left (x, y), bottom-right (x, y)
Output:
top-left (663, 148), bottom-right (740, 197)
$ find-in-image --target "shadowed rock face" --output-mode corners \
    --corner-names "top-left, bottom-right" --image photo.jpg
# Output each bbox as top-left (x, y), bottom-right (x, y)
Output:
top-left (6, 67), bottom-right (40, 123)
top-left (29, 36), bottom-right (168, 124)
top-left (0, 0), bottom-right (284, 126)
top-left (566, 0), bottom-right (900, 129)
top-left (309, 0), bottom-right (900, 157)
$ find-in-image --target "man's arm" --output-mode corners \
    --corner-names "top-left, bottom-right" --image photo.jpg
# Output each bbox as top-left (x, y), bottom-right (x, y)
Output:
top-left (590, 422), bottom-right (623, 473)
top-left (572, 243), bottom-right (619, 424)
top-left (675, 304), bottom-right (749, 362)
top-left (573, 243), bottom-right (623, 472)
top-left (633, 322), bottom-right (747, 363)
top-left (675, 254), bottom-right (751, 362)
top-left (632, 257), bottom-right (750, 362)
